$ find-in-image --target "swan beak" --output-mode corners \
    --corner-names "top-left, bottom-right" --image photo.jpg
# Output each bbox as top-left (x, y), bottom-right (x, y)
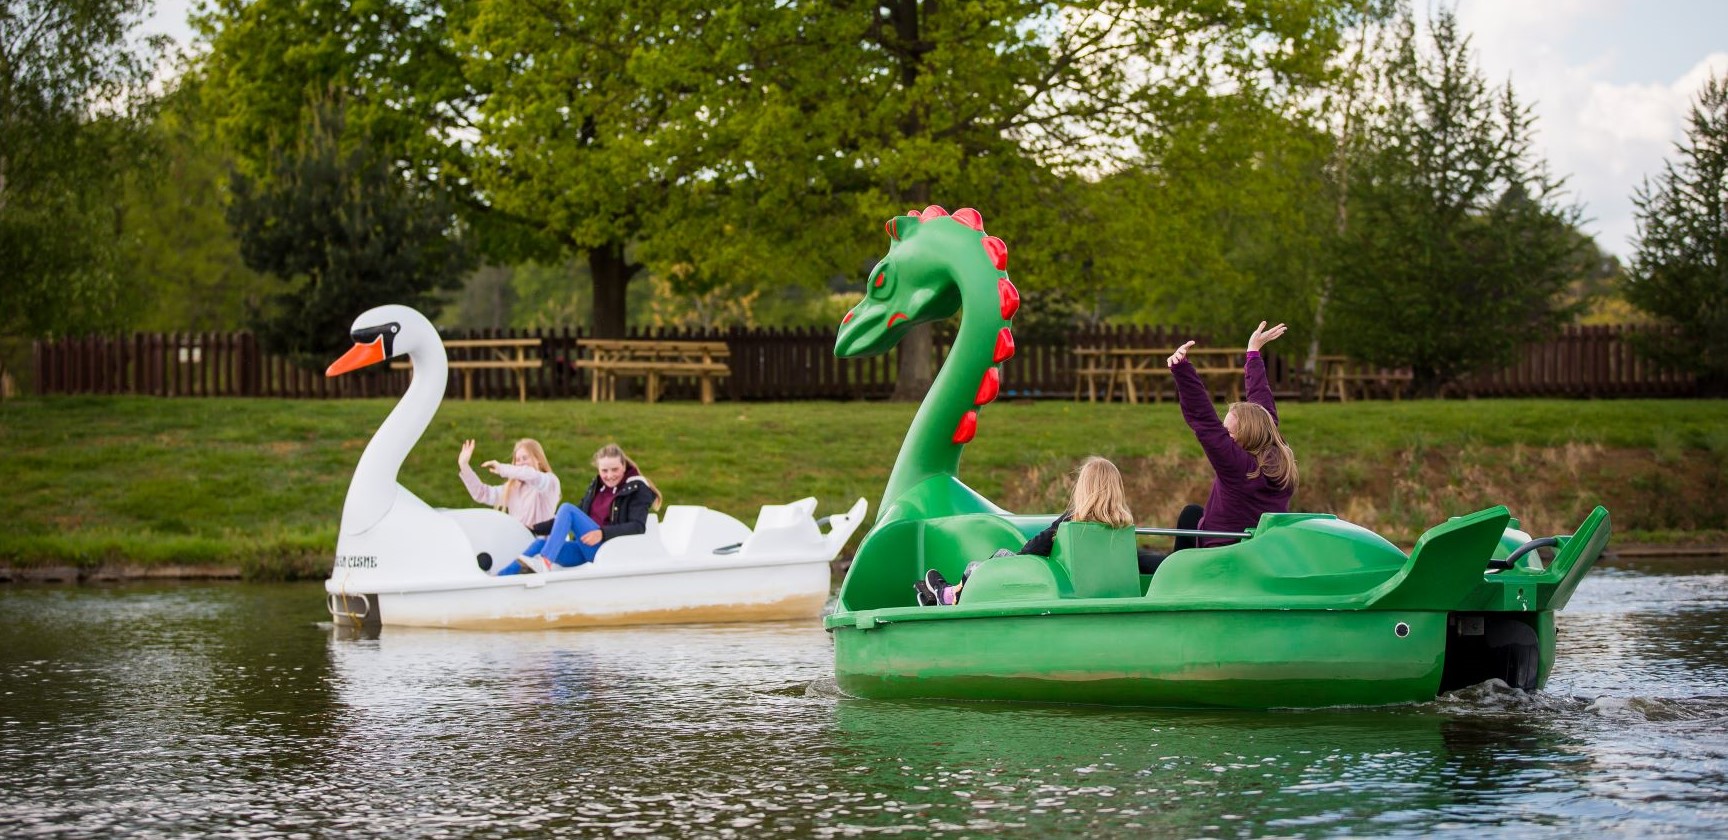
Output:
top-left (326, 337), bottom-right (387, 377)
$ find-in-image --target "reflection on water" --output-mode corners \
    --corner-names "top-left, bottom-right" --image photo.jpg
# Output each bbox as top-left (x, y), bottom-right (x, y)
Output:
top-left (1, 568), bottom-right (1725, 837)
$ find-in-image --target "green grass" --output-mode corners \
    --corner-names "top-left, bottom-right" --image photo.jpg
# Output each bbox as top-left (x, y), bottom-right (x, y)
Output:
top-left (3, 396), bottom-right (1725, 577)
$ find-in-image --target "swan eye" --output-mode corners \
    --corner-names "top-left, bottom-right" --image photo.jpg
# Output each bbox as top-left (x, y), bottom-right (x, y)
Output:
top-left (350, 322), bottom-right (401, 357)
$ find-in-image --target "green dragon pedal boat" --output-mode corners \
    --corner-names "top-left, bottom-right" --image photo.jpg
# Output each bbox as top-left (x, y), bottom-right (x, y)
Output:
top-left (825, 205), bottom-right (1611, 709)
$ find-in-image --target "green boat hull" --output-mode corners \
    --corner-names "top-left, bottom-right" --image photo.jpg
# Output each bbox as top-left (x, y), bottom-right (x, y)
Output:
top-left (834, 607), bottom-right (1555, 708)
top-left (827, 505), bottom-right (1608, 709)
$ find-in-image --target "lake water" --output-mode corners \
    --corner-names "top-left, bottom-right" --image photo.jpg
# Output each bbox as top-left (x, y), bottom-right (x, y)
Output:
top-left (2, 563), bottom-right (1725, 838)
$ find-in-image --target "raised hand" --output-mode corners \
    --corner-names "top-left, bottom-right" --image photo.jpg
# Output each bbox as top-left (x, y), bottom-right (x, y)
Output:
top-left (458, 439), bottom-right (476, 468)
top-left (481, 458), bottom-right (503, 476)
top-left (1167, 340), bottom-right (1196, 368)
top-left (1247, 321), bottom-right (1287, 353)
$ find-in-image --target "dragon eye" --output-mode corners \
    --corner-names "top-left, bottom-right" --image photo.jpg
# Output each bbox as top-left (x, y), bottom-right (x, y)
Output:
top-left (868, 263), bottom-right (895, 300)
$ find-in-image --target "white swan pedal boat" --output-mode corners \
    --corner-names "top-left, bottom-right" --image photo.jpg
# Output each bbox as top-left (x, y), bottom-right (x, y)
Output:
top-left (322, 304), bottom-right (868, 631)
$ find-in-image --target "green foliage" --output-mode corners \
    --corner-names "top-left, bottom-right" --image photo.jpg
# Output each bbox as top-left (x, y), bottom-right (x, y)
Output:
top-left (118, 83), bottom-right (282, 331)
top-left (1328, 9), bottom-right (1587, 395)
top-left (1624, 73), bottom-right (1728, 395)
top-left (189, 0), bottom-right (1371, 346)
top-left (0, 0), bottom-right (161, 339)
top-left (227, 97), bottom-right (472, 359)
top-left (1101, 95), bottom-right (1335, 344)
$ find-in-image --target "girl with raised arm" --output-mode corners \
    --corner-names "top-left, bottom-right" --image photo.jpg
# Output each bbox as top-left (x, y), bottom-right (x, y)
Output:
top-left (1166, 321), bottom-right (1299, 549)
top-left (458, 438), bottom-right (562, 530)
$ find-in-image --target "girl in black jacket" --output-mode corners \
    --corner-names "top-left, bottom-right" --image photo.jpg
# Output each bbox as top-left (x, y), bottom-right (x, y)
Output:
top-left (507, 443), bottom-right (662, 574)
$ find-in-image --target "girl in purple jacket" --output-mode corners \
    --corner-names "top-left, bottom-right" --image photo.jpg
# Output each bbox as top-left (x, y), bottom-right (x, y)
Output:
top-left (1166, 321), bottom-right (1300, 549)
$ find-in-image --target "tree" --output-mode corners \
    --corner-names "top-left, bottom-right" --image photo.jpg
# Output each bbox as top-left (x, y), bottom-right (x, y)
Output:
top-left (194, 0), bottom-right (1363, 380)
top-left (1327, 9), bottom-right (1587, 396)
top-left (0, 0), bottom-right (160, 339)
top-left (118, 82), bottom-right (281, 332)
top-left (226, 96), bottom-right (471, 360)
top-left (1093, 94), bottom-right (1335, 347)
top-left (1624, 73), bottom-right (1728, 396)
top-left (635, 1), bottom-right (1365, 398)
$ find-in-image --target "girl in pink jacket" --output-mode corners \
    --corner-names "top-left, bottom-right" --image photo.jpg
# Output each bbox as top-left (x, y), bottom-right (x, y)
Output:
top-left (457, 438), bottom-right (562, 530)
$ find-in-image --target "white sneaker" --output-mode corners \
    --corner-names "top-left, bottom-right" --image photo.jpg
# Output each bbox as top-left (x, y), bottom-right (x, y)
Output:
top-left (515, 554), bottom-right (549, 574)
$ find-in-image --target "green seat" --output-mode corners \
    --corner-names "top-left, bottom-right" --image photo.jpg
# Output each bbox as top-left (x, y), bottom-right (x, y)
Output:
top-left (1537, 505), bottom-right (1610, 612)
top-left (959, 553), bottom-right (1064, 603)
top-left (1147, 514), bottom-right (1407, 608)
top-left (1049, 522), bottom-right (1142, 599)
top-left (1367, 505), bottom-right (1511, 610)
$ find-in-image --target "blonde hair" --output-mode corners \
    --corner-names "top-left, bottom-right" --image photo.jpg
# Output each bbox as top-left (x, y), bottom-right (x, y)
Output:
top-left (1069, 456), bottom-right (1133, 528)
top-left (500, 438), bottom-right (553, 511)
top-left (594, 442), bottom-right (662, 511)
top-left (1226, 402), bottom-right (1299, 490)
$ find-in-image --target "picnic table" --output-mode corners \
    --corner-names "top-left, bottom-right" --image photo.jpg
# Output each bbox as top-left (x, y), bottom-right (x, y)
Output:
top-left (573, 339), bottom-right (731, 404)
top-left (1316, 355), bottom-right (1413, 401)
top-left (391, 337), bottom-right (541, 402)
top-left (1072, 347), bottom-right (1244, 404)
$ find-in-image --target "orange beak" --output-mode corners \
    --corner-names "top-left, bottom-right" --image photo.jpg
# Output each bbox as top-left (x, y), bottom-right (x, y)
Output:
top-left (326, 337), bottom-right (387, 377)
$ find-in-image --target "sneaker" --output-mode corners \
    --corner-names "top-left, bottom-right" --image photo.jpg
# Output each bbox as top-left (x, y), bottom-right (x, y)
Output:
top-left (515, 554), bottom-right (549, 574)
top-left (925, 569), bottom-right (950, 592)
top-left (913, 581), bottom-right (937, 607)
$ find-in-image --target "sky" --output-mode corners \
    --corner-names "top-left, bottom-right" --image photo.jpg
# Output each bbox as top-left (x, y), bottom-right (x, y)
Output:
top-left (1451, 0), bottom-right (1728, 258)
top-left (143, 0), bottom-right (1725, 259)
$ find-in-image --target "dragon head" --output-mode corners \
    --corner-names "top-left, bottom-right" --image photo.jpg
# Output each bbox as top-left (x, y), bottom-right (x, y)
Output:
top-left (835, 206), bottom-right (1004, 358)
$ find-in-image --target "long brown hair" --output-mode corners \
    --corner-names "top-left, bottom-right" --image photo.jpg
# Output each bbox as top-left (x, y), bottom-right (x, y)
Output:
top-left (594, 442), bottom-right (662, 511)
top-left (1070, 456), bottom-right (1133, 528)
top-left (1226, 402), bottom-right (1299, 490)
top-left (500, 438), bottom-right (553, 510)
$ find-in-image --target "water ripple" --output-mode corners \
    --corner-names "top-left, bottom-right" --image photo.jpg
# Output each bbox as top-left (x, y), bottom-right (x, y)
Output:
top-left (3, 572), bottom-right (1727, 837)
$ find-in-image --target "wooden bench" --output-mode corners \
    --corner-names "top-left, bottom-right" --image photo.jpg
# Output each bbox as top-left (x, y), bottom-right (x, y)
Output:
top-left (1317, 355), bottom-right (1414, 401)
top-left (391, 338), bottom-right (541, 402)
top-left (573, 339), bottom-right (731, 404)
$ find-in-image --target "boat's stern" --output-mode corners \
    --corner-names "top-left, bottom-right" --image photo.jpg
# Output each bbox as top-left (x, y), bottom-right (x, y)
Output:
top-left (1435, 505), bottom-right (1611, 691)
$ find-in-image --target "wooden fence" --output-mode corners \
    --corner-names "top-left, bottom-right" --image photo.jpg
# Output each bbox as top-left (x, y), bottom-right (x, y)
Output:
top-left (31, 323), bottom-right (1697, 400)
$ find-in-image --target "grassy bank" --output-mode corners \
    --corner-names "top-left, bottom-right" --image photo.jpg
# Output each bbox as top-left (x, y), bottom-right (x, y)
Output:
top-left (3, 396), bottom-right (1725, 579)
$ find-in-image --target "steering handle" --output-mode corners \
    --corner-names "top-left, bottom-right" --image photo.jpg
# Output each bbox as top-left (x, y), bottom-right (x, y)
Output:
top-left (1488, 536), bottom-right (1560, 571)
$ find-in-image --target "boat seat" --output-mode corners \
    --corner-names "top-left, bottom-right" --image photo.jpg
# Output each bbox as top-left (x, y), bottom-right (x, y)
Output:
top-left (1366, 505), bottom-right (1510, 610)
top-left (655, 506), bottom-right (749, 556)
top-left (957, 553), bottom-right (1064, 603)
top-left (1048, 522), bottom-right (1142, 599)
top-left (1146, 513), bottom-right (1408, 607)
top-left (833, 513), bottom-right (1026, 610)
top-left (1530, 505), bottom-right (1611, 612)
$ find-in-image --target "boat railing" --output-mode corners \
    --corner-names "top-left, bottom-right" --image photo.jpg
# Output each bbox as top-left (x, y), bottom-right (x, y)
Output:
top-left (1134, 527), bottom-right (1252, 540)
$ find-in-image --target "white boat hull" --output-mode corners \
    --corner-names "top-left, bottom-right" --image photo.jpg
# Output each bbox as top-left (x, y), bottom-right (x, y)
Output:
top-left (326, 496), bottom-right (865, 631)
top-left (333, 555), bottom-right (832, 630)
top-left (320, 305), bottom-right (866, 632)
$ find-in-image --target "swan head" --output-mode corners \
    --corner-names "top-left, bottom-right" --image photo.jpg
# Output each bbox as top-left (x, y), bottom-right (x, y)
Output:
top-left (326, 305), bottom-right (438, 377)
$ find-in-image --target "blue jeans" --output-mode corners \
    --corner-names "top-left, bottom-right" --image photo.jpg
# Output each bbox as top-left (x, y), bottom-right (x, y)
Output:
top-left (497, 503), bottom-right (602, 575)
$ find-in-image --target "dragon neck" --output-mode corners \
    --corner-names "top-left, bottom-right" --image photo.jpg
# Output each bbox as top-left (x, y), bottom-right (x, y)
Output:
top-left (879, 262), bottom-right (1016, 523)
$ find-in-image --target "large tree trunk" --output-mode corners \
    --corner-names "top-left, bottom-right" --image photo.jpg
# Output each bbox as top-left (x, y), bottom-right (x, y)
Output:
top-left (892, 324), bottom-right (935, 401)
top-left (588, 241), bottom-right (639, 339)
top-left (884, 0), bottom-right (937, 403)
